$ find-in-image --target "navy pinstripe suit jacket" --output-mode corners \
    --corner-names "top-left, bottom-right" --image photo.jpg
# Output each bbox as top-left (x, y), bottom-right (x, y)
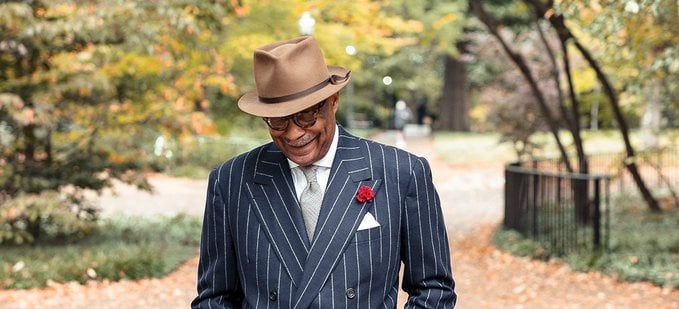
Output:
top-left (192, 126), bottom-right (456, 308)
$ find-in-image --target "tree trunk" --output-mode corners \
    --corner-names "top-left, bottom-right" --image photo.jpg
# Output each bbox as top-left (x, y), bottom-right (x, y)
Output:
top-left (580, 38), bottom-right (661, 211)
top-left (523, 0), bottom-right (662, 212)
top-left (534, 18), bottom-right (588, 174)
top-left (469, 0), bottom-right (574, 173)
top-left (437, 54), bottom-right (470, 131)
top-left (533, 16), bottom-right (594, 222)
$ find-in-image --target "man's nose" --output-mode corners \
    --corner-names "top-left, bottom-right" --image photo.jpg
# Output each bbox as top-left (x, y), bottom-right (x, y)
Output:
top-left (282, 119), bottom-right (306, 139)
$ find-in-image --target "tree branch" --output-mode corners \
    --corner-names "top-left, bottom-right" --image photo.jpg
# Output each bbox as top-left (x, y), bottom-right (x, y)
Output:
top-left (469, 0), bottom-right (573, 172)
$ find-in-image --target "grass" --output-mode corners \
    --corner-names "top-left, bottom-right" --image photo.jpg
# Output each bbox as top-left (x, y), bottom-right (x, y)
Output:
top-left (494, 197), bottom-right (679, 289)
top-left (0, 214), bottom-right (202, 289)
top-left (432, 129), bottom-right (679, 166)
top-left (432, 132), bottom-right (517, 165)
top-left (567, 196), bottom-right (679, 289)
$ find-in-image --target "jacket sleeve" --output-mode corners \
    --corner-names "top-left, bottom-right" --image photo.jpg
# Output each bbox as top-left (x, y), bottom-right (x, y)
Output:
top-left (191, 167), bottom-right (243, 308)
top-left (401, 157), bottom-right (457, 308)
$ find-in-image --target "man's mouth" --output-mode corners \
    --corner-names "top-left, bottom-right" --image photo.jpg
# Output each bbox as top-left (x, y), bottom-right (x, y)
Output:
top-left (286, 135), bottom-right (316, 148)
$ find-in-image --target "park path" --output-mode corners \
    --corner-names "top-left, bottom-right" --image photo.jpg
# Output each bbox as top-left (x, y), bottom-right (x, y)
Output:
top-left (1, 131), bottom-right (678, 308)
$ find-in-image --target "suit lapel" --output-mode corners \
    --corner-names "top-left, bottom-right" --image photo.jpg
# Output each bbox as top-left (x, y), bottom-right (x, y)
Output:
top-left (293, 128), bottom-right (383, 308)
top-left (245, 144), bottom-right (309, 287)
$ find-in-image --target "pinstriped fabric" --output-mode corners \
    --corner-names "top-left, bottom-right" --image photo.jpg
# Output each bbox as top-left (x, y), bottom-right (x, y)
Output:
top-left (192, 126), bottom-right (456, 308)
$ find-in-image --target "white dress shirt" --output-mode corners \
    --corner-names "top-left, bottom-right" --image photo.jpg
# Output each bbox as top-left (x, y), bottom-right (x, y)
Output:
top-left (288, 125), bottom-right (339, 199)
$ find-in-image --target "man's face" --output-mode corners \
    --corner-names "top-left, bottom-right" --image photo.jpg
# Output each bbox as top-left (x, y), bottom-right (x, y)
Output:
top-left (267, 93), bottom-right (339, 167)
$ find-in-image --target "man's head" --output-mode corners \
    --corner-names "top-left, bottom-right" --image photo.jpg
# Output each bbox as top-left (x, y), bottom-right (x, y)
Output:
top-left (238, 36), bottom-right (351, 166)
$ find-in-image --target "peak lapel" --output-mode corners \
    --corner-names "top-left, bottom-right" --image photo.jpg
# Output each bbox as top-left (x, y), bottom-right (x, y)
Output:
top-left (293, 130), bottom-right (383, 308)
top-left (246, 145), bottom-right (309, 287)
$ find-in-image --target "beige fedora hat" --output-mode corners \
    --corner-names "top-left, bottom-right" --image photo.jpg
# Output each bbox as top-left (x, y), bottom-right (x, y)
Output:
top-left (238, 36), bottom-right (351, 118)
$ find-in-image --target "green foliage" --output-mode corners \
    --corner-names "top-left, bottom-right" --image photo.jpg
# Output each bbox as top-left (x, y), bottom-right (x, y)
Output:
top-left (0, 214), bottom-right (201, 289)
top-left (495, 197), bottom-right (679, 289)
top-left (476, 0), bottom-right (533, 30)
top-left (353, 0), bottom-right (467, 125)
top-left (465, 3), bottom-right (566, 136)
top-left (0, 0), bottom-right (275, 199)
top-left (1, 0), bottom-right (436, 203)
top-left (0, 191), bottom-right (98, 245)
top-left (556, 0), bottom-right (679, 127)
top-left (563, 199), bottom-right (679, 288)
top-left (493, 228), bottom-right (547, 259)
top-left (213, 0), bottom-right (450, 130)
top-left (1, 0), bottom-right (203, 197)
top-left (470, 0), bottom-right (678, 143)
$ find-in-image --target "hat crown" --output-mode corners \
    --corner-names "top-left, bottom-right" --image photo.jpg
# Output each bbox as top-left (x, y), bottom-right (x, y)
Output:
top-left (254, 37), bottom-right (330, 99)
top-left (237, 36), bottom-right (350, 118)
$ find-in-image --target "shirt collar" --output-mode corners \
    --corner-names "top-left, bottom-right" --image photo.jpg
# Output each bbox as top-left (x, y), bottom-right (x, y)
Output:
top-left (288, 124), bottom-right (339, 169)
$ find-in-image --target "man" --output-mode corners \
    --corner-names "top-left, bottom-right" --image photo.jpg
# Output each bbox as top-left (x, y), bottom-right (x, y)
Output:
top-left (192, 36), bottom-right (456, 308)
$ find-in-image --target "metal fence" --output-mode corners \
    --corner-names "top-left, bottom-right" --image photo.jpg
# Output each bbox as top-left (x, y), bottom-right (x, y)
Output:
top-left (519, 146), bottom-right (679, 197)
top-left (504, 164), bottom-right (612, 255)
top-left (505, 146), bottom-right (679, 256)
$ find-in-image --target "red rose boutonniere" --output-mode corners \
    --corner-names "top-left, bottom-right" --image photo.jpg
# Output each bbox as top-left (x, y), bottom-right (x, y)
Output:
top-left (356, 186), bottom-right (375, 203)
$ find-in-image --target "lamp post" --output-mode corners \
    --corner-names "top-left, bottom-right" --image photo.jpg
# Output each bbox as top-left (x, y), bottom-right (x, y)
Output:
top-left (298, 12), bottom-right (315, 36)
top-left (382, 75), bottom-right (394, 129)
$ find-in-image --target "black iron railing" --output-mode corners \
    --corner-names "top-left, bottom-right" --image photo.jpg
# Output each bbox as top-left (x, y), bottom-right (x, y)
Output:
top-left (504, 146), bottom-right (678, 256)
top-left (520, 146), bottom-right (679, 197)
top-left (504, 163), bottom-right (612, 256)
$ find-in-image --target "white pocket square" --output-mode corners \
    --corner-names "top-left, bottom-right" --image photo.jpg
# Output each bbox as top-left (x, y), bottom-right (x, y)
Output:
top-left (357, 212), bottom-right (380, 231)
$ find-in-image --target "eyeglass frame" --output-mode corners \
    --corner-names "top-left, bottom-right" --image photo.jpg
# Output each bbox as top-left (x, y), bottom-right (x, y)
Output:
top-left (262, 99), bottom-right (328, 131)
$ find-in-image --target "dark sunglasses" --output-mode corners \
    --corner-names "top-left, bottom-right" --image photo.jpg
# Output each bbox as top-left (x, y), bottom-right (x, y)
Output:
top-left (263, 100), bottom-right (327, 131)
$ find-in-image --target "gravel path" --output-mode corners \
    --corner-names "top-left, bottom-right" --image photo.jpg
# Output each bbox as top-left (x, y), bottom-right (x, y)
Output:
top-left (94, 174), bottom-right (208, 219)
top-left (1, 132), bottom-right (677, 308)
top-left (385, 132), bottom-right (505, 234)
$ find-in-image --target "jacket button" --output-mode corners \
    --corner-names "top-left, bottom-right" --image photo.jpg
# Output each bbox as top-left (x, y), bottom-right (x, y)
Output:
top-left (269, 291), bottom-right (277, 301)
top-left (346, 288), bottom-right (356, 299)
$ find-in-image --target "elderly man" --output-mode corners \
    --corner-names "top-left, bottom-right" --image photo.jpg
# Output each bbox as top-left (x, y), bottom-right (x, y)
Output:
top-left (192, 36), bottom-right (456, 308)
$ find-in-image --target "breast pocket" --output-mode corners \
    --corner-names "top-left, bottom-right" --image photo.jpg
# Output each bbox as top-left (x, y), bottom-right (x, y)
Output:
top-left (351, 226), bottom-right (382, 244)
top-left (346, 225), bottom-right (388, 282)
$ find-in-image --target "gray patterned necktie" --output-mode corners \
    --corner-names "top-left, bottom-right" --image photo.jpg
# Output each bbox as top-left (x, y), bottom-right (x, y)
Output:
top-left (299, 165), bottom-right (322, 241)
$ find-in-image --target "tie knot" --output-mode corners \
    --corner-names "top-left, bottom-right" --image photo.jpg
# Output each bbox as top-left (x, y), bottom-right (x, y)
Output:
top-left (300, 165), bottom-right (318, 183)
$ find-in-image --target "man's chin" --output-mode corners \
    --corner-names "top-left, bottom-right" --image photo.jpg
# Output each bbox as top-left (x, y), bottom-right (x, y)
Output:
top-left (288, 153), bottom-right (316, 166)
top-left (280, 143), bottom-right (307, 160)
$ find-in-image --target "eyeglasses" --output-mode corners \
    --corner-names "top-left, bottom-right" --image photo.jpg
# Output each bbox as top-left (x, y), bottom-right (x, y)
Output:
top-left (263, 100), bottom-right (327, 131)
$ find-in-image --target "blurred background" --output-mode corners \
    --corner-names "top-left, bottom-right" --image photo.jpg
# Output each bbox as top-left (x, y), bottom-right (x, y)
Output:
top-left (0, 0), bottom-right (678, 307)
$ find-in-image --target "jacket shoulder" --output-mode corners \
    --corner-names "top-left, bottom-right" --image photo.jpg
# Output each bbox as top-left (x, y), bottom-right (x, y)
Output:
top-left (209, 142), bottom-right (274, 179)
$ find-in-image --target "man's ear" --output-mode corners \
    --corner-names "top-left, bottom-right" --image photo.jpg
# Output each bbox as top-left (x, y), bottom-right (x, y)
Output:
top-left (330, 92), bottom-right (340, 112)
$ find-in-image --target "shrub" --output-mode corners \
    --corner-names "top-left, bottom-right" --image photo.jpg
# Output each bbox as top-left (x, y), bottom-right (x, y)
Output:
top-left (495, 199), bottom-right (679, 289)
top-left (0, 214), bottom-right (201, 289)
top-left (0, 191), bottom-right (99, 245)
top-left (493, 228), bottom-right (548, 260)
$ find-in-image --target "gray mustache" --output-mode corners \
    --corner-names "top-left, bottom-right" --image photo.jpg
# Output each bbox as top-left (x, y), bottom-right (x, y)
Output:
top-left (285, 135), bottom-right (315, 147)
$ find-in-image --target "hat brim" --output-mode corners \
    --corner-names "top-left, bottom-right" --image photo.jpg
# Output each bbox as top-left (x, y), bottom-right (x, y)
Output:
top-left (238, 66), bottom-right (351, 118)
